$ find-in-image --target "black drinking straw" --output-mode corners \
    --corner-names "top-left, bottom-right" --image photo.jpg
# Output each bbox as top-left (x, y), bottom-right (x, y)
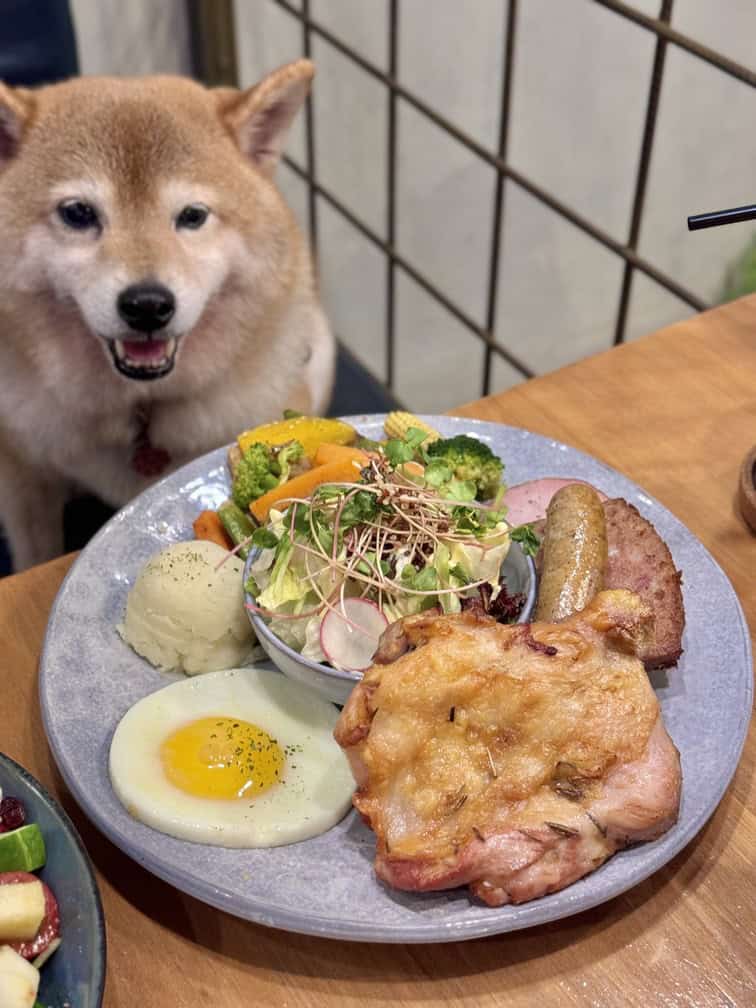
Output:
top-left (688, 203), bottom-right (756, 231)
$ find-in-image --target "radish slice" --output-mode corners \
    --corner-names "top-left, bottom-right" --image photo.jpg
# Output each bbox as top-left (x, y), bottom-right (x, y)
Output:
top-left (320, 599), bottom-right (389, 672)
top-left (504, 478), bottom-right (607, 527)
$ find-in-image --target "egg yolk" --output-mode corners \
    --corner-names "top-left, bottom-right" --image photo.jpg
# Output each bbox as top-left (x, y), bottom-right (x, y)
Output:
top-left (161, 717), bottom-right (284, 800)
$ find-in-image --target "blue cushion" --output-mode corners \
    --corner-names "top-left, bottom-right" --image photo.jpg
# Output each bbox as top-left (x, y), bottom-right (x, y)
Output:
top-left (327, 341), bottom-right (401, 416)
top-left (0, 0), bottom-right (78, 86)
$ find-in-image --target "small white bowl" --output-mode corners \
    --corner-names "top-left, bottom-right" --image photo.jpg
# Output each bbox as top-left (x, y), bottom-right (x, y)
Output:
top-left (244, 543), bottom-right (537, 704)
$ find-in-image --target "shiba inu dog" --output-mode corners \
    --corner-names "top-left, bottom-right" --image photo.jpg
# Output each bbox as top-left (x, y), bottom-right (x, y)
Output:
top-left (0, 60), bottom-right (334, 570)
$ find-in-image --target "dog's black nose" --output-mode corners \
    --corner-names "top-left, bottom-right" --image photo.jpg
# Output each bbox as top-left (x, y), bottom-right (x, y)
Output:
top-left (117, 283), bottom-right (175, 332)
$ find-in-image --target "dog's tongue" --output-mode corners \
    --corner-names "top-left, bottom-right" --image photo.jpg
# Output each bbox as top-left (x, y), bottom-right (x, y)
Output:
top-left (123, 339), bottom-right (169, 363)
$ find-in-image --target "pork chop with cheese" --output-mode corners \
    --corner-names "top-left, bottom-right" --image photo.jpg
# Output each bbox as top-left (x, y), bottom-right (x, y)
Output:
top-left (334, 590), bottom-right (681, 906)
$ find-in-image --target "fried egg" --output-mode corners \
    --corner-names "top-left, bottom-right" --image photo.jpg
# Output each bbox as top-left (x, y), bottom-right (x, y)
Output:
top-left (109, 666), bottom-right (355, 847)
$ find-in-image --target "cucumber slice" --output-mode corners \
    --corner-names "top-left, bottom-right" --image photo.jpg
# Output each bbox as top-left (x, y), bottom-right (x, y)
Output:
top-left (0, 825), bottom-right (46, 873)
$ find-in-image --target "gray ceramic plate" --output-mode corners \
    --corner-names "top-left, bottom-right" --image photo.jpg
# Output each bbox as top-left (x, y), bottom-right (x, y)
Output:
top-left (39, 416), bottom-right (752, 943)
top-left (0, 752), bottom-right (106, 1006)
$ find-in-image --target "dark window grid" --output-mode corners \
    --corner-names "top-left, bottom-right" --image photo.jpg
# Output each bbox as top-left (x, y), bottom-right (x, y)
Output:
top-left (613, 0), bottom-right (674, 346)
top-left (301, 0), bottom-right (318, 250)
top-left (385, 0), bottom-right (398, 388)
top-left (262, 0), bottom-right (754, 397)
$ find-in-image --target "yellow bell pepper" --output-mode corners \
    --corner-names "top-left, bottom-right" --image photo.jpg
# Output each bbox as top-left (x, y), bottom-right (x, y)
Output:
top-left (237, 416), bottom-right (357, 461)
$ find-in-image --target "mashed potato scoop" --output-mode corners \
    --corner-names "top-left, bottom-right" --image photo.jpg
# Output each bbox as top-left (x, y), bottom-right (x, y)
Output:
top-left (118, 540), bottom-right (254, 675)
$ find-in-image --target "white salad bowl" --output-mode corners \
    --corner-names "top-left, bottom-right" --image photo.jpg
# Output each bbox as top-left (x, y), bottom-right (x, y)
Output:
top-left (244, 541), bottom-right (537, 704)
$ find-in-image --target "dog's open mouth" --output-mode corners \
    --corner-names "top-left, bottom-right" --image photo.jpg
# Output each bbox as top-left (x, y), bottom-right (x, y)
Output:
top-left (109, 336), bottom-right (178, 380)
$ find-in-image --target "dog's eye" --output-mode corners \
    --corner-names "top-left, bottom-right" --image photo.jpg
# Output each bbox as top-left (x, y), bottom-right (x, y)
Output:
top-left (176, 204), bottom-right (209, 230)
top-left (58, 200), bottom-right (99, 231)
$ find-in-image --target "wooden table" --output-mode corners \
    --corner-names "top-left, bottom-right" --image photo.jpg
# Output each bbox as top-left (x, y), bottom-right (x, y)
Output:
top-left (2, 296), bottom-right (755, 1007)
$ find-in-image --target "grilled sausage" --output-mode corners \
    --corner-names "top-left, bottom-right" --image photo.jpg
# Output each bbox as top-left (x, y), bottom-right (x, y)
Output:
top-left (534, 483), bottom-right (607, 621)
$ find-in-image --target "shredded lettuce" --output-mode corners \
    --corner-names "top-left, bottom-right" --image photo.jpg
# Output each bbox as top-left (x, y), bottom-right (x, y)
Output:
top-left (443, 525), bottom-right (511, 590)
top-left (246, 454), bottom-right (527, 659)
top-left (256, 535), bottom-right (303, 610)
top-left (268, 614), bottom-right (307, 652)
top-left (301, 613), bottom-right (327, 663)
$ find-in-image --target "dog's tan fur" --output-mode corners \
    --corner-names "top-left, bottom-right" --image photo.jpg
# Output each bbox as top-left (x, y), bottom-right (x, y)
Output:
top-left (0, 62), bottom-right (333, 570)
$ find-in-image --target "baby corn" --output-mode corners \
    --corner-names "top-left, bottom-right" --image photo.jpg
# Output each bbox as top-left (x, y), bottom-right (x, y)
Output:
top-left (384, 411), bottom-right (440, 444)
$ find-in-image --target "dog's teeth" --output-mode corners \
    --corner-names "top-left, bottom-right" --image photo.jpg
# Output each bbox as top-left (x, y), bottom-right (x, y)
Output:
top-left (111, 335), bottom-right (178, 378)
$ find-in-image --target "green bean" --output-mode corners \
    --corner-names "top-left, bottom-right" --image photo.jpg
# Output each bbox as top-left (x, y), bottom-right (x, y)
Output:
top-left (218, 500), bottom-right (256, 559)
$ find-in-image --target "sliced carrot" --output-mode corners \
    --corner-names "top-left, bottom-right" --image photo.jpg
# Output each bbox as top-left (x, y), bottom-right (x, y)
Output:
top-left (400, 460), bottom-right (425, 479)
top-left (313, 443), bottom-right (369, 467)
top-left (193, 510), bottom-right (233, 550)
top-left (250, 459), bottom-right (366, 524)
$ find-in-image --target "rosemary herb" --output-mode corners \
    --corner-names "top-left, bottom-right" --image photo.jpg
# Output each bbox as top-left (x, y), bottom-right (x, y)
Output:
top-left (585, 811), bottom-right (607, 837)
top-left (545, 821), bottom-right (579, 837)
top-left (447, 785), bottom-right (468, 814)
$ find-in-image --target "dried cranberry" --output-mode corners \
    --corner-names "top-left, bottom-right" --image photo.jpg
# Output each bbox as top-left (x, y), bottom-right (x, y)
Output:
top-left (460, 594), bottom-right (487, 617)
top-left (0, 796), bottom-right (25, 830)
top-left (488, 586), bottom-right (526, 623)
top-left (461, 581), bottom-right (526, 623)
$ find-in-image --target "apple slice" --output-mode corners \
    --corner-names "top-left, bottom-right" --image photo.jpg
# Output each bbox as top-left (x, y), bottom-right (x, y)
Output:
top-left (320, 599), bottom-right (388, 671)
top-left (0, 881), bottom-right (44, 942)
top-left (0, 872), bottom-right (60, 961)
top-left (0, 946), bottom-right (40, 1008)
top-left (504, 478), bottom-right (607, 527)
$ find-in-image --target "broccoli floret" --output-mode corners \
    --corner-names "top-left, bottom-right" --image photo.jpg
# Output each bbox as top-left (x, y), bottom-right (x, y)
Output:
top-left (276, 440), bottom-right (305, 484)
top-left (425, 435), bottom-right (504, 501)
top-left (232, 440), bottom-right (305, 512)
top-left (232, 444), bottom-right (279, 511)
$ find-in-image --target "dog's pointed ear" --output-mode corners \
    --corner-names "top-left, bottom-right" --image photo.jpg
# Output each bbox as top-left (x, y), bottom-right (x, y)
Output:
top-left (0, 83), bottom-right (33, 165)
top-left (218, 60), bottom-right (314, 175)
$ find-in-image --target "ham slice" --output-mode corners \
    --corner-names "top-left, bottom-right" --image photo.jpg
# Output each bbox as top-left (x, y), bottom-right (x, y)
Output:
top-left (504, 478), bottom-right (607, 527)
